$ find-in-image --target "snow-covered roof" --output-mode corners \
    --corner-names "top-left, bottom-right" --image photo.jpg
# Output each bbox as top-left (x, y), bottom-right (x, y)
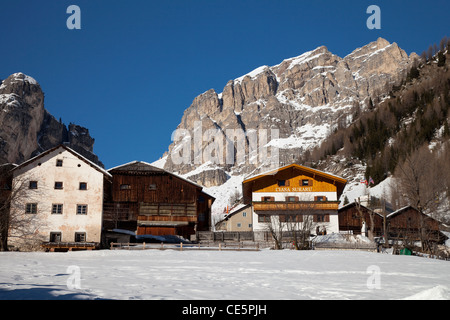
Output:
top-left (243, 163), bottom-right (346, 184)
top-left (12, 144), bottom-right (112, 178)
top-left (108, 160), bottom-right (215, 199)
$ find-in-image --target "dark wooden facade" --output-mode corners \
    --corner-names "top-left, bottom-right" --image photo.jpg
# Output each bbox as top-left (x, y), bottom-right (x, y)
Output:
top-left (103, 161), bottom-right (214, 240)
top-left (386, 206), bottom-right (443, 243)
top-left (339, 203), bottom-right (445, 244)
top-left (338, 202), bottom-right (384, 236)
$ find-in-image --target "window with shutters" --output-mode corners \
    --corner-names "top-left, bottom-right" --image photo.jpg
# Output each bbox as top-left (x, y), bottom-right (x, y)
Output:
top-left (314, 214), bottom-right (330, 222)
top-left (258, 215), bottom-right (271, 223)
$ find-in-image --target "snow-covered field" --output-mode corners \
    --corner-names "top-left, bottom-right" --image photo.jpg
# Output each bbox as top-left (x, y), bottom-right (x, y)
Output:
top-left (1, 249), bottom-right (449, 300)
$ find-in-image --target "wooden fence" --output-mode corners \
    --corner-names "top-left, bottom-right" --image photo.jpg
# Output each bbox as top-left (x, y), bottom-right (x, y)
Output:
top-left (109, 241), bottom-right (260, 251)
top-left (197, 231), bottom-right (258, 242)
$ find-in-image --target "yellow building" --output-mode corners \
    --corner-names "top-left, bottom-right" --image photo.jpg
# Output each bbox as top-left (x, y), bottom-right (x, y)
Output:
top-left (242, 164), bottom-right (347, 235)
top-left (215, 204), bottom-right (253, 231)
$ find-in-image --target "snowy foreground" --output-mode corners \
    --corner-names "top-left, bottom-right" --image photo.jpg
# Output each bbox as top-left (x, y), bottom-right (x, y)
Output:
top-left (0, 249), bottom-right (449, 300)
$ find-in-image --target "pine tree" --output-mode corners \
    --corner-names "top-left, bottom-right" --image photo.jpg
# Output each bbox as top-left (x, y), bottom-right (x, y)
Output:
top-left (437, 51), bottom-right (446, 67)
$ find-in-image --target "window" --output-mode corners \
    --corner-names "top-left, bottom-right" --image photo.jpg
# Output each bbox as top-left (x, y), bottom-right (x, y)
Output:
top-left (120, 184), bottom-right (131, 190)
top-left (278, 180), bottom-right (290, 187)
top-left (54, 182), bottom-right (63, 190)
top-left (52, 204), bottom-right (63, 215)
top-left (285, 196), bottom-right (299, 202)
top-left (242, 211), bottom-right (247, 217)
top-left (56, 159), bottom-right (63, 167)
top-left (280, 215), bottom-right (303, 223)
top-left (261, 197), bottom-right (275, 202)
top-left (258, 215), bottom-right (271, 223)
top-left (301, 179), bottom-right (313, 186)
top-left (79, 182), bottom-right (87, 190)
top-left (237, 223), bottom-right (242, 228)
top-left (49, 232), bottom-right (62, 242)
top-left (314, 214), bottom-right (329, 222)
top-left (148, 184), bottom-right (157, 190)
top-left (75, 232), bottom-right (86, 242)
top-left (77, 204), bottom-right (88, 215)
top-left (29, 181), bottom-right (38, 189)
top-left (25, 203), bottom-right (37, 214)
top-left (315, 196), bottom-right (327, 202)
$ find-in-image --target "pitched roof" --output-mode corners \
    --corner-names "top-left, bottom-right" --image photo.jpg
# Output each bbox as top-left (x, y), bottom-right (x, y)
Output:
top-left (108, 160), bottom-right (166, 174)
top-left (11, 144), bottom-right (112, 178)
top-left (338, 201), bottom-right (385, 218)
top-left (386, 205), bottom-right (417, 219)
top-left (242, 163), bottom-right (347, 200)
top-left (243, 163), bottom-right (347, 185)
top-left (108, 161), bottom-right (214, 199)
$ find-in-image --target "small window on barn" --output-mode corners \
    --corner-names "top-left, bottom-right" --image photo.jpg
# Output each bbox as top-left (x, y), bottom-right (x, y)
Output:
top-left (54, 182), bottom-right (63, 190)
top-left (148, 184), bottom-right (157, 191)
top-left (56, 159), bottom-right (63, 167)
top-left (25, 203), bottom-right (37, 214)
top-left (75, 232), bottom-right (86, 242)
top-left (79, 182), bottom-right (87, 190)
top-left (29, 181), bottom-right (38, 189)
top-left (120, 184), bottom-right (131, 190)
top-left (301, 179), bottom-right (313, 186)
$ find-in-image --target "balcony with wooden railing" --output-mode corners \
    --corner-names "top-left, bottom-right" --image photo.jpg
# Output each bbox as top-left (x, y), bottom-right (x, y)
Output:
top-left (253, 201), bottom-right (340, 212)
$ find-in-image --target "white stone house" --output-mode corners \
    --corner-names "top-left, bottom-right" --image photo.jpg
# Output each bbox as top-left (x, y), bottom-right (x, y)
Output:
top-left (8, 145), bottom-right (111, 251)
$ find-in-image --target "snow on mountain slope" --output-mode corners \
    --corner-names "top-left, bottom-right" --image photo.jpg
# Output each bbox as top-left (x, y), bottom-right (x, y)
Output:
top-left (158, 38), bottom-right (417, 213)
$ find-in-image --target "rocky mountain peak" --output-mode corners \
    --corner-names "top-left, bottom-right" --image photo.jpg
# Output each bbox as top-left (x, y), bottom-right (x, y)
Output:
top-left (159, 38), bottom-right (419, 213)
top-left (0, 72), bottom-right (103, 166)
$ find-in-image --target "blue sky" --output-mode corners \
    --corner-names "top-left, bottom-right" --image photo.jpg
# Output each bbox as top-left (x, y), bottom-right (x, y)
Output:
top-left (1, 0), bottom-right (449, 169)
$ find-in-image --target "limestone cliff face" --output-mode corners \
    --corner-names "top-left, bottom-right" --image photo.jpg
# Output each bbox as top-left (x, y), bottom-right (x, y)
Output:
top-left (0, 72), bottom-right (103, 166)
top-left (163, 38), bottom-right (418, 187)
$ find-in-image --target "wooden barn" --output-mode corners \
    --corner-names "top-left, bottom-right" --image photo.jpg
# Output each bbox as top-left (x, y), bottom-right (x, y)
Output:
top-left (386, 206), bottom-right (444, 244)
top-left (103, 161), bottom-right (215, 241)
top-left (338, 202), bottom-right (384, 236)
